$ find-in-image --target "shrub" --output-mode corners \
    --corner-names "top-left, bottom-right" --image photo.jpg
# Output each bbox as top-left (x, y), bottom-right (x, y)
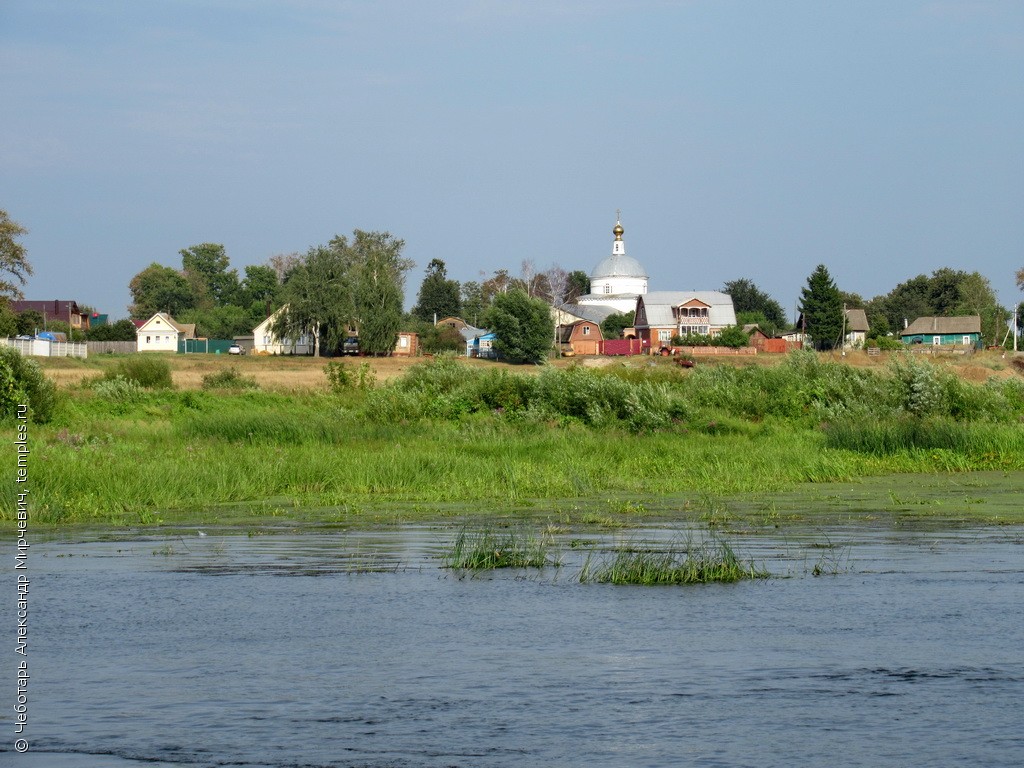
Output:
top-left (201, 368), bottom-right (259, 391)
top-left (93, 375), bottom-right (145, 404)
top-left (0, 346), bottom-right (59, 423)
top-left (325, 361), bottom-right (374, 392)
top-left (105, 355), bottom-right (173, 389)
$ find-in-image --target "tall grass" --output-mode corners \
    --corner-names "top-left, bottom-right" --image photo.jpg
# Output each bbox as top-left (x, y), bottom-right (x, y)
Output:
top-left (7, 351), bottom-right (1024, 527)
top-left (579, 535), bottom-right (769, 585)
top-left (443, 527), bottom-right (557, 570)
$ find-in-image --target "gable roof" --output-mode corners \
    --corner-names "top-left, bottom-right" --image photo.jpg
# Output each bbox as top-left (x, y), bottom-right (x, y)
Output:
top-left (136, 312), bottom-right (195, 338)
top-left (636, 291), bottom-right (737, 328)
top-left (901, 315), bottom-right (981, 337)
top-left (844, 308), bottom-right (869, 332)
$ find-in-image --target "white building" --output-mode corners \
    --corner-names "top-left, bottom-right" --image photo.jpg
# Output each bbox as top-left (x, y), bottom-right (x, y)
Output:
top-left (576, 215), bottom-right (648, 314)
top-left (136, 313), bottom-right (194, 352)
top-left (252, 306), bottom-right (312, 355)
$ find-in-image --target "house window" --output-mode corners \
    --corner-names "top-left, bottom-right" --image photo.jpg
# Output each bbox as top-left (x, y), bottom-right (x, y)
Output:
top-left (146, 336), bottom-right (151, 343)
top-left (399, 336), bottom-right (408, 348)
top-left (658, 330), bottom-right (671, 342)
top-left (582, 326), bottom-right (590, 336)
top-left (933, 336), bottom-right (941, 346)
top-left (962, 336), bottom-right (971, 345)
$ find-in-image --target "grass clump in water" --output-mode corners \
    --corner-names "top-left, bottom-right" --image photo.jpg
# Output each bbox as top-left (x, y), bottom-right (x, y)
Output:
top-left (443, 527), bottom-right (557, 570)
top-left (580, 535), bottom-right (769, 585)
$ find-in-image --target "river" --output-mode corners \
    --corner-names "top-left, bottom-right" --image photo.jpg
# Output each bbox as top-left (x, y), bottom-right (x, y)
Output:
top-left (3, 523), bottom-right (1022, 767)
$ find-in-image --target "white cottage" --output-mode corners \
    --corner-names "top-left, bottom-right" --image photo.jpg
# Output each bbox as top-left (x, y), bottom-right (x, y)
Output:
top-left (136, 313), bottom-right (194, 352)
top-left (252, 305), bottom-right (312, 355)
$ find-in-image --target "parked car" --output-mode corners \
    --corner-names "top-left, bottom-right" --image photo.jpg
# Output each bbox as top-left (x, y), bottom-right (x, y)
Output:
top-left (342, 337), bottom-right (360, 355)
top-left (228, 344), bottom-right (245, 355)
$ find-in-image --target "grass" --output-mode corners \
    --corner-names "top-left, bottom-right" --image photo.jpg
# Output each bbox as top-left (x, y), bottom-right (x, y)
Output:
top-left (579, 535), bottom-right (770, 585)
top-left (443, 527), bottom-right (557, 570)
top-left (4, 350), bottom-right (1024, 530)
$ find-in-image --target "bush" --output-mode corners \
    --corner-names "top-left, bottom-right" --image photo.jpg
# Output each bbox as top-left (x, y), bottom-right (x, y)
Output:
top-left (105, 355), bottom-right (173, 389)
top-left (325, 361), bottom-right (374, 393)
top-left (201, 368), bottom-right (259, 391)
top-left (0, 346), bottom-right (59, 423)
top-left (93, 375), bottom-right (145, 404)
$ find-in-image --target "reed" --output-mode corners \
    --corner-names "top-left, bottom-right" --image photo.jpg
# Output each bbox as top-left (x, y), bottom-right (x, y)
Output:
top-left (443, 527), bottom-right (557, 570)
top-left (579, 535), bottom-right (769, 585)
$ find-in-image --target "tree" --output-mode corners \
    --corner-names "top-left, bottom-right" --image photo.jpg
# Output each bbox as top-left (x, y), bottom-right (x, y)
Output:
top-left (1016, 267), bottom-right (1024, 293)
top-left (128, 263), bottom-right (196, 319)
top-left (412, 259), bottom-right (461, 322)
top-left (86, 319), bottom-right (137, 341)
top-left (274, 244), bottom-right (352, 357)
top-left (180, 305), bottom-right (253, 339)
top-left (799, 265), bottom-right (843, 350)
top-left (0, 210), bottom-right (32, 301)
top-left (716, 325), bottom-right (750, 348)
top-left (15, 310), bottom-right (43, 336)
top-left (0, 304), bottom-right (17, 337)
top-left (180, 243), bottom-right (239, 307)
top-left (274, 230), bottom-right (412, 357)
top-left (566, 270), bottom-right (591, 303)
top-left (484, 289), bottom-right (553, 364)
top-left (722, 278), bottom-right (787, 333)
top-left (601, 310), bottom-right (635, 340)
top-left (460, 281), bottom-right (485, 327)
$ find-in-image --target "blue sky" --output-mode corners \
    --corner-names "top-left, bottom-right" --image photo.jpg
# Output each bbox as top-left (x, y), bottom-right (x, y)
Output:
top-left (2, 0), bottom-right (1022, 321)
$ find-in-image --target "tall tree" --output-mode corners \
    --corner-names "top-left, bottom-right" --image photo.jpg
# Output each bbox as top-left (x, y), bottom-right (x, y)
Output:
top-left (601, 310), bottom-right (635, 340)
top-left (484, 289), bottom-right (553, 364)
top-left (0, 209), bottom-right (32, 301)
top-left (1016, 267), bottom-right (1024, 293)
top-left (412, 259), bottom-right (461, 322)
top-left (180, 243), bottom-right (239, 307)
top-left (348, 230), bottom-right (413, 355)
top-left (276, 230), bottom-right (412, 357)
top-left (722, 278), bottom-right (787, 332)
top-left (460, 281), bottom-right (486, 327)
top-left (274, 244), bottom-right (352, 357)
top-left (128, 263), bottom-right (196, 319)
top-left (799, 265), bottom-right (843, 350)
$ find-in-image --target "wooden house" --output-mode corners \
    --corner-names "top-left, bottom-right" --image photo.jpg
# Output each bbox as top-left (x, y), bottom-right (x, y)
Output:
top-left (900, 316), bottom-right (982, 349)
top-left (556, 320), bottom-right (603, 356)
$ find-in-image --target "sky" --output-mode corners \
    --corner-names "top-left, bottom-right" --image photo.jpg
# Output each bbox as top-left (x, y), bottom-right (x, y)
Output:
top-left (2, 0), bottom-right (1022, 322)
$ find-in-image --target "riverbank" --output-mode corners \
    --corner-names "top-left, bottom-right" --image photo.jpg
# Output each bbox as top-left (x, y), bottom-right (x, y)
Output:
top-left (6, 351), bottom-right (1024, 532)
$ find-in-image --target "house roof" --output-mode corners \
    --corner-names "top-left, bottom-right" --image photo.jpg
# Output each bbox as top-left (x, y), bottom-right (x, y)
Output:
top-left (10, 300), bottom-right (85, 316)
top-left (556, 320), bottom-right (599, 343)
top-left (636, 291), bottom-right (737, 328)
top-left (136, 312), bottom-right (195, 338)
top-left (901, 315), bottom-right (981, 336)
top-left (557, 303), bottom-right (618, 324)
top-left (845, 308), bottom-right (869, 332)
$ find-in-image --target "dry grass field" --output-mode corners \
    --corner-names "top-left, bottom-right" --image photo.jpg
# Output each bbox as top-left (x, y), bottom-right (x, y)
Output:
top-left (36, 348), bottom-right (1022, 392)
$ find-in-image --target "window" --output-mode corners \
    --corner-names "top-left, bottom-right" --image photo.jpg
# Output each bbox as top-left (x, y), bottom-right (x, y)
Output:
top-left (146, 336), bottom-right (151, 343)
top-left (582, 326), bottom-right (590, 336)
top-left (603, 284), bottom-right (611, 294)
top-left (962, 336), bottom-right (971, 345)
top-left (658, 330), bottom-right (672, 342)
top-left (399, 336), bottom-right (408, 348)
top-left (933, 336), bottom-right (941, 346)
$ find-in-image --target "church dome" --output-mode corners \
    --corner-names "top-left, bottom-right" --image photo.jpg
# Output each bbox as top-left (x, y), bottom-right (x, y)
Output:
top-left (591, 253), bottom-right (648, 281)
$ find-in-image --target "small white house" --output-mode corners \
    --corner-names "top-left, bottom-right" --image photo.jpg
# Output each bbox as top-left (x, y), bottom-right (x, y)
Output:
top-left (252, 306), bottom-right (312, 355)
top-left (136, 313), bottom-right (194, 352)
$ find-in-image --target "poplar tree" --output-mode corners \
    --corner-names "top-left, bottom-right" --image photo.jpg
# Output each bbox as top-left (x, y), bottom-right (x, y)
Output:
top-left (0, 209), bottom-right (32, 301)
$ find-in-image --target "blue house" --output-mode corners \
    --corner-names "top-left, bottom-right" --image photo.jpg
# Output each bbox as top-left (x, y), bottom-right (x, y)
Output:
top-left (900, 315), bottom-right (982, 348)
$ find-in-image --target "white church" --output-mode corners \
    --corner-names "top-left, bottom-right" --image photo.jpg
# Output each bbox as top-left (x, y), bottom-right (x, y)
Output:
top-left (576, 215), bottom-right (649, 314)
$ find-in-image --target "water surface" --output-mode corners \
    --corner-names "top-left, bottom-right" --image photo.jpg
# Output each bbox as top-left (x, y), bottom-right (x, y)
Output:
top-left (4, 525), bottom-right (1022, 767)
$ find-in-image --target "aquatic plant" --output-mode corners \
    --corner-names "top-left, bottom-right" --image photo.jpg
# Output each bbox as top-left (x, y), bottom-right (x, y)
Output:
top-left (442, 527), bottom-right (557, 570)
top-left (579, 535), bottom-right (769, 585)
